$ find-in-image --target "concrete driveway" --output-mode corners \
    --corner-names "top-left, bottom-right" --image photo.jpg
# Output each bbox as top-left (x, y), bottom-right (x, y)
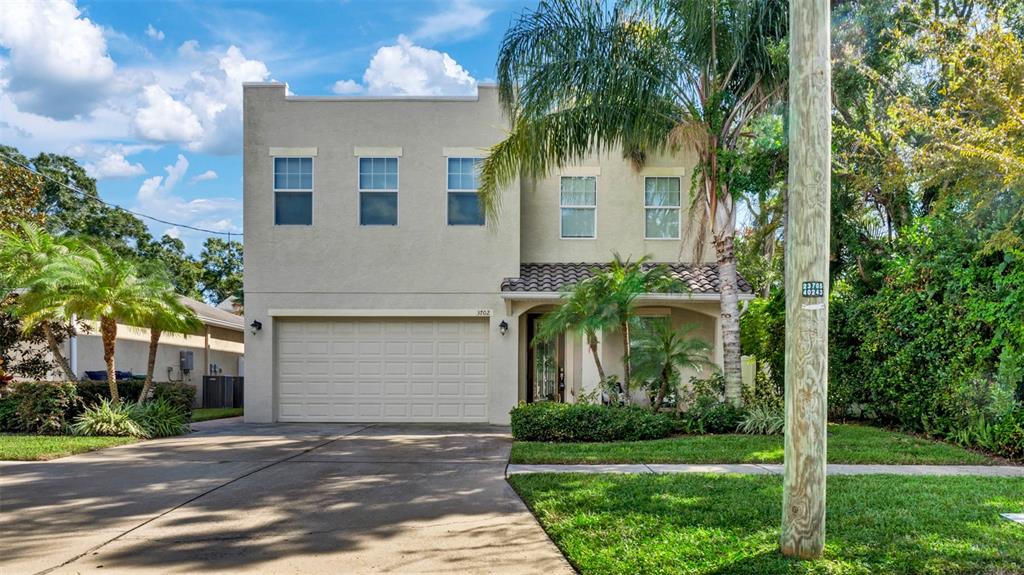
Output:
top-left (0, 420), bottom-right (573, 574)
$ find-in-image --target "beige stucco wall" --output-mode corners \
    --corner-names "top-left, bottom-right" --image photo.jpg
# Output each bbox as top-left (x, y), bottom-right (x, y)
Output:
top-left (243, 83), bottom-right (722, 424)
top-left (522, 151), bottom-right (714, 264)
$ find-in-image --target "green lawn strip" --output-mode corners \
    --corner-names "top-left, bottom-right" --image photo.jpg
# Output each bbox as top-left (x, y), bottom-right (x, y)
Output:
top-left (190, 407), bottom-right (244, 422)
top-left (509, 473), bottom-right (1024, 575)
top-left (0, 434), bottom-right (137, 461)
top-left (510, 423), bottom-right (996, 465)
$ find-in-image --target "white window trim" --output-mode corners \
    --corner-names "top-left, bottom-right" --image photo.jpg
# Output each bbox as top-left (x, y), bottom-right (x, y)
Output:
top-left (559, 176), bottom-right (598, 240)
top-left (445, 157), bottom-right (486, 227)
top-left (357, 156), bottom-right (400, 226)
top-left (272, 156), bottom-right (314, 226)
top-left (643, 176), bottom-right (682, 240)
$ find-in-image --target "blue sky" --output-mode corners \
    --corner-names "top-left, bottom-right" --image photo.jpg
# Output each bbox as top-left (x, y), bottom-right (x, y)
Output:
top-left (0, 0), bottom-right (534, 251)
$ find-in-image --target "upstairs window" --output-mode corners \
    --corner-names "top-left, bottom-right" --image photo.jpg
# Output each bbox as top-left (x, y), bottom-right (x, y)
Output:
top-left (359, 157), bottom-right (398, 226)
top-left (644, 177), bottom-right (681, 239)
top-left (560, 176), bottom-right (597, 239)
top-left (273, 157), bottom-right (313, 225)
top-left (447, 157), bottom-right (485, 226)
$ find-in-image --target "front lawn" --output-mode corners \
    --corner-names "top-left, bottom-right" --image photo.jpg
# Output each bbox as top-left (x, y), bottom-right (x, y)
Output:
top-left (0, 434), bottom-right (136, 461)
top-left (510, 473), bottom-right (1024, 575)
top-left (190, 407), bottom-right (243, 422)
top-left (511, 423), bottom-right (997, 465)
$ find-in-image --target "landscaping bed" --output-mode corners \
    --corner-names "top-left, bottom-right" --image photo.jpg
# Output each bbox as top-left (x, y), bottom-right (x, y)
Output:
top-left (0, 434), bottom-right (136, 461)
top-left (509, 473), bottom-right (1024, 575)
top-left (511, 423), bottom-right (998, 465)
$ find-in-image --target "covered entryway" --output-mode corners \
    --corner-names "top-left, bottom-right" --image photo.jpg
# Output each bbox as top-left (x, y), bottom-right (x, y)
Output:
top-left (276, 318), bottom-right (490, 422)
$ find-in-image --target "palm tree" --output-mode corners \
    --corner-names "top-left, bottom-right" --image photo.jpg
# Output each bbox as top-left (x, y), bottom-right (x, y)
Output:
top-left (21, 245), bottom-right (163, 402)
top-left (535, 277), bottom-right (612, 383)
top-left (137, 276), bottom-right (201, 404)
top-left (630, 321), bottom-right (712, 411)
top-left (0, 221), bottom-right (84, 381)
top-left (478, 0), bottom-right (787, 404)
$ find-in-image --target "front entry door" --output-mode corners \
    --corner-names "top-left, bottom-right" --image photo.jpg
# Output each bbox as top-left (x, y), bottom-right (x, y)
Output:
top-left (526, 314), bottom-right (565, 403)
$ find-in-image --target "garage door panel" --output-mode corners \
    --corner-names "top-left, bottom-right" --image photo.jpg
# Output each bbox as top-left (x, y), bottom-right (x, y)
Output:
top-left (276, 318), bottom-right (490, 422)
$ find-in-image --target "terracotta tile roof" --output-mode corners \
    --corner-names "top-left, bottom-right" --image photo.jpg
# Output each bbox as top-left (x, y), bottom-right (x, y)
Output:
top-left (500, 262), bottom-right (753, 295)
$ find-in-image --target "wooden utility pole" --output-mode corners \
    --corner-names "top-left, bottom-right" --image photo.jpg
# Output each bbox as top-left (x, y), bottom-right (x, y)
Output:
top-left (781, 0), bottom-right (831, 560)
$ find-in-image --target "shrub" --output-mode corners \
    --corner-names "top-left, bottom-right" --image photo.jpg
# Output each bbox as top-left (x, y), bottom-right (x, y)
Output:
top-left (676, 397), bottom-right (747, 434)
top-left (72, 399), bottom-right (149, 438)
top-left (0, 394), bottom-right (21, 432)
top-left (738, 404), bottom-right (785, 435)
top-left (510, 402), bottom-right (674, 442)
top-left (3, 381), bottom-right (79, 433)
top-left (134, 398), bottom-right (190, 438)
top-left (76, 380), bottom-right (195, 415)
top-left (992, 409), bottom-right (1024, 460)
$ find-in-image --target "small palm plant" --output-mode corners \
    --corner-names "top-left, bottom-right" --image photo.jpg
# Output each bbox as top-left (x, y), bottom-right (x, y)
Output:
top-left (137, 278), bottom-right (201, 404)
top-left (535, 278), bottom-right (612, 382)
top-left (630, 321), bottom-right (712, 411)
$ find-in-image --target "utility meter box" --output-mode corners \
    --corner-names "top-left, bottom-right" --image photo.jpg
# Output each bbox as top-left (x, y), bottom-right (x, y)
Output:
top-left (179, 350), bottom-right (194, 372)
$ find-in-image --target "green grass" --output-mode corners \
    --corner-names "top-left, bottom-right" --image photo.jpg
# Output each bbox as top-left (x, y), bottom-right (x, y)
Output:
top-left (511, 423), bottom-right (997, 465)
top-left (0, 434), bottom-right (136, 461)
top-left (509, 473), bottom-right (1024, 574)
top-left (190, 407), bottom-right (243, 422)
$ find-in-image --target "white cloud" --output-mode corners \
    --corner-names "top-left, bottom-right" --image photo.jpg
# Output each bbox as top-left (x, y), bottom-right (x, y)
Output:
top-left (362, 36), bottom-right (476, 96)
top-left (164, 226), bottom-right (181, 239)
top-left (84, 152), bottom-right (146, 180)
top-left (134, 84), bottom-right (204, 142)
top-left (331, 79), bottom-right (363, 95)
top-left (190, 169), bottom-right (218, 184)
top-left (135, 155), bottom-right (241, 242)
top-left (145, 24), bottom-right (165, 41)
top-left (0, 0), bottom-right (116, 119)
top-left (412, 0), bottom-right (492, 42)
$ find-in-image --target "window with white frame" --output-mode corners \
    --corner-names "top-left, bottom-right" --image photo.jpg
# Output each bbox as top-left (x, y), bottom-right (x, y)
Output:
top-left (358, 157), bottom-right (398, 225)
top-left (644, 177), bottom-right (681, 239)
top-left (560, 176), bottom-right (597, 238)
top-left (273, 157), bottom-right (313, 225)
top-left (447, 157), bottom-right (485, 226)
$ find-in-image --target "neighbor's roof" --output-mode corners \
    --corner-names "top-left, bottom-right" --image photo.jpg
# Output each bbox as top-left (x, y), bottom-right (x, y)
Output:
top-left (500, 263), bottom-right (753, 295)
top-left (179, 296), bottom-right (245, 331)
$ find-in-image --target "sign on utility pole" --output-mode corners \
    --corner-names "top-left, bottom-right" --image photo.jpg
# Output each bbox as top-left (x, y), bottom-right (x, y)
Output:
top-left (781, 0), bottom-right (831, 560)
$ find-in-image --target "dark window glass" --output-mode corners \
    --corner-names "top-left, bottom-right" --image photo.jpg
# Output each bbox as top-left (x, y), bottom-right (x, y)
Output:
top-left (275, 192), bottom-right (312, 225)
top-left (360, 192), bottom-right (398, 225)
top-left (448, 192), bottom-right (485, 226)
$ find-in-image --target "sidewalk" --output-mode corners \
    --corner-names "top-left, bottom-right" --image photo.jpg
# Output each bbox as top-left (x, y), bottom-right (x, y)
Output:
top-left (506, 463), bottom-right (1024, 477)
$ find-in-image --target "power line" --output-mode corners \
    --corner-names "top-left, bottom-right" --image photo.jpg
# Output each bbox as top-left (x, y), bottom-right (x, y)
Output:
top-left (0, 151), bottom-right (243, 240)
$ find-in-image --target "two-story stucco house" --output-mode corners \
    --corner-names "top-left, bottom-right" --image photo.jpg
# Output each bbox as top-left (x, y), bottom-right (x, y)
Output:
top-left (242, 82), bottom-right (753, 425)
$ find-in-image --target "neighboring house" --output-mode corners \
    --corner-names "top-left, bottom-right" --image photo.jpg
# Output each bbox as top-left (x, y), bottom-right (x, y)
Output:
top-left (215, 295), bottom-right (243, 315)
top-left (242, 83), bottom-right (754, 424)
top-left (24, 296), bottom-right (245, 393)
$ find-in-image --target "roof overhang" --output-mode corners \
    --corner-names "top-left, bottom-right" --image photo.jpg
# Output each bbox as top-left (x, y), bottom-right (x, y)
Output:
top-left (500, 292), bottom-right (756, 302)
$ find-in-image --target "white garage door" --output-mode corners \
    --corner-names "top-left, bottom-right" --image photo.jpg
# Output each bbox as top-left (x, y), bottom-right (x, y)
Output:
top-left (276, 318), bottom-right (489, 422)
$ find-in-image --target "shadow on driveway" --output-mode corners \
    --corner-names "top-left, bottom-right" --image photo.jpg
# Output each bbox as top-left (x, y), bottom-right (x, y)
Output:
top-left (0, 423), bottom-right (572, 574)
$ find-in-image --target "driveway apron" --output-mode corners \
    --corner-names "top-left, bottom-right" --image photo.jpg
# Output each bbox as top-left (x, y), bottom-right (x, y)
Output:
top-left (0, 422), bottom-right (573, 575)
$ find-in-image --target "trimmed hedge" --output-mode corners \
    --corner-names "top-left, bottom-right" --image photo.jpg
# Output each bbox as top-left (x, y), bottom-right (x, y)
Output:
top-left (510, 403), bottom-right (674, 442)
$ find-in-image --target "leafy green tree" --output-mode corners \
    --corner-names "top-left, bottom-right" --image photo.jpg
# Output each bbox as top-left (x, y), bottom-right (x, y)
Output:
top-left (478, 0), bottom-right (787, 403)
top-left (139, 235), bottom-right (203, 299)
top-left (199, 237), bottom-right (243, 304)
top-left (631, 321), bottom-right (711, 410)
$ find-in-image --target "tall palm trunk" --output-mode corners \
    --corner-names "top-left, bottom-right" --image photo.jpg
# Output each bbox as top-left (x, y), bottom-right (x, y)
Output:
top-left (621, 320), bottom-right (632, 401)
top-left (715, 232), bottom-right (743, 406)
top-left (100, 316), bottom-right (119, 403)
top-left (138, 326), bottom-right (162, 405)
top-left (42, 322), bottom-right (77, 381)
top-left (585, 330), bottom-right (606, 381)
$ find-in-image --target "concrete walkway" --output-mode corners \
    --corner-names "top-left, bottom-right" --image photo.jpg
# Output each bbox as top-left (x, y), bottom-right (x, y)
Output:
top-left (1, 422), bottom-right (573, 575)
top-left (507, 463), bottom-right (1024, 477)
